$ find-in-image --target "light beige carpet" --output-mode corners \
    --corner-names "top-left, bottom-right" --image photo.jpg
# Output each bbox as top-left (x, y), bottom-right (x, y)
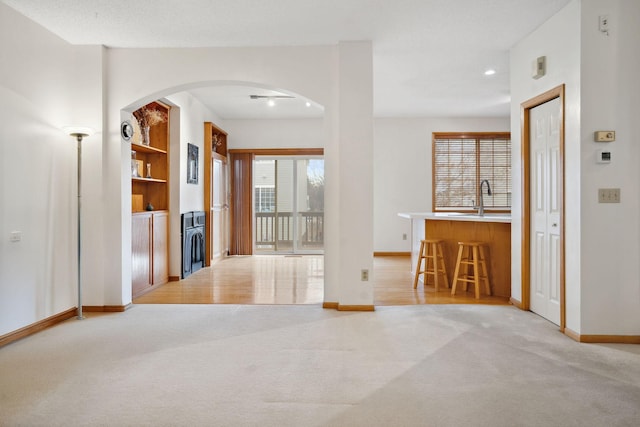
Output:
top-left (1, 304), bottom-right (639, 426)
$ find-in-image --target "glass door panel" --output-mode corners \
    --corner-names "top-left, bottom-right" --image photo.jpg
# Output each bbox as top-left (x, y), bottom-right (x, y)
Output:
top-left (275, 159), bottom-right (294, 252)
top-left (254, 157), bottom-right (323, 254)
top-left (254, 159), bottom-right (276, 252)
top-left (296, 159), bottom-right (324, 252)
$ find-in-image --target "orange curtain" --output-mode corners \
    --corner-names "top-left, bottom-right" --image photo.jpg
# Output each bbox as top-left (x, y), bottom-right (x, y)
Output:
top-left (229, 152), bottom-right (254, 255)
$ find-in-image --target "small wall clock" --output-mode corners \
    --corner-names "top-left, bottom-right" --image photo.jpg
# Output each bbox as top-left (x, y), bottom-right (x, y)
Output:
top-left (121, 120), bottom-right (134, 141)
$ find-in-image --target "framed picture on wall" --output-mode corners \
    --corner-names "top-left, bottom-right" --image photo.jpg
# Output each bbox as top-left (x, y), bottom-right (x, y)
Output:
top-left (187, 143), bottom-right (198, 184)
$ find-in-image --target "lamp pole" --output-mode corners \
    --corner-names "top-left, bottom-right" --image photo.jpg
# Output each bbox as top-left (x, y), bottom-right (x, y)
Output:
top-left (74, 133), bottom-right (85, 319)
top-left (65, 127), bottom-right (93, 320)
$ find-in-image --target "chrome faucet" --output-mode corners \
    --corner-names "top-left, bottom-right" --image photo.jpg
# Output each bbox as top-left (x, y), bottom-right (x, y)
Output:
top-left (477, 180), bottom-right (492, 216)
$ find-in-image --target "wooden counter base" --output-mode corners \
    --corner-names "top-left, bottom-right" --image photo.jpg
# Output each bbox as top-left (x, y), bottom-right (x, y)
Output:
top-left (426, 219), bottom-right (511, 298)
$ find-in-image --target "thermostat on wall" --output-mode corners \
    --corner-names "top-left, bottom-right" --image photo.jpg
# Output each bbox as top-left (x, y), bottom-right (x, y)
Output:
top-left (594, 131), bottom-right (615, 142)
top-left (596, 149), bottom-right (611, 164)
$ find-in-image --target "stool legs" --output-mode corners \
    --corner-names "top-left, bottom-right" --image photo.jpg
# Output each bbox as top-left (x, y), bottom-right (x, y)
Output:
top-left (413, 240), bottom-right (426, 289)
top-left (450, 244), bottom-right (465, 296)
top-left (472, 245), bottom-right (480, 299)
top-left (478, 245), bottom-right (491, 296)
top-left (436, 242), bottom-right (449, 290)
top-left (451, 242), bottom-right (490, 299)
top-left (413, 240), bottom-right (448, 292)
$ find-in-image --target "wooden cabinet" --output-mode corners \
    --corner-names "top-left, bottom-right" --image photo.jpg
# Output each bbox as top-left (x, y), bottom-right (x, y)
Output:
top-left (132, 211), bottom-right (168, 297)
top-left (131, 100), bottom-right (171, 297)
top-left (132, 213), bottom-right (151, 294)
top-left (152, 211), bottom-right (169, 285)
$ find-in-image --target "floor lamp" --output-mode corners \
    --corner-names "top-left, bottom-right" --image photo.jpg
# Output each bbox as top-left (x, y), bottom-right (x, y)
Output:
top-left (64, 126), bottom-right (93, 320)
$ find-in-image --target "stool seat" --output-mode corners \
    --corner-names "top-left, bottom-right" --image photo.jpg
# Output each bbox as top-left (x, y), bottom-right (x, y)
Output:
top-left (413, 239), bottom-right (449, 292)
top-left (451, 241), bottom-right (491, 299)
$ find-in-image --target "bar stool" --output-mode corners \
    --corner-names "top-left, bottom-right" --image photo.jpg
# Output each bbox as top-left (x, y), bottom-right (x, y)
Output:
top-left (413, 239), bottom-right (449, 292)
top-left (451, 241), bottom-right (491, 299)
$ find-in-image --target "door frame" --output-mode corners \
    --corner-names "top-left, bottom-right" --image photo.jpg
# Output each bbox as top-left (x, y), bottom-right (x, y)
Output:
top-left (520, 84), bottom-right (566, 332)
top-left (227, 148), bottom-right (324, 255)
top-left (204, 121), bottom-right (229, 266)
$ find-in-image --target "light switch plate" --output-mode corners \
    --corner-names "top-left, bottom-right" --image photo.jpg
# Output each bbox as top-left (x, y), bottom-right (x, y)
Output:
top-left (598, 188), bottom-right (620, 203)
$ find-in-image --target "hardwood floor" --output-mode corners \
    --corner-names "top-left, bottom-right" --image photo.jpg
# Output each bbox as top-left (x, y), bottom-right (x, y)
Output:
top-left (372, 255), bottom-right (509, 306)
top-left (133, 255), bottom-right (509, 306)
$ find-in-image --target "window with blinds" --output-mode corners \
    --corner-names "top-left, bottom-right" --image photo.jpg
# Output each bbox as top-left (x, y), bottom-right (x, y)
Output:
top-left (432, 133), bottom-right (511, 212)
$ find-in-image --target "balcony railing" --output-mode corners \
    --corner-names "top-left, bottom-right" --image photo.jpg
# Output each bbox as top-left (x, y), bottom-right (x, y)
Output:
top-left (255, 211), bottom-right (324, 251)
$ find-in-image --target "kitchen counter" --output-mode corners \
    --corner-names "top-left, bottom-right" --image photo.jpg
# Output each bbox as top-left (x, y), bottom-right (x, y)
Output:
top-left (399, 212), bottom-right (512, 298)
top-left (398, 212), bottom-right (511, 223)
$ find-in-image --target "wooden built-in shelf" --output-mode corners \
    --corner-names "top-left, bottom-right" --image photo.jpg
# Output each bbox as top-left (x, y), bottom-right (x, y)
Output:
top-left (130, 143), bottom-right (167, 155)
top-left (131, 100), bottom-right (171, 298)
top-left (131, 101), bottom-right (170, 212)
top-left (132, 177), bottom-right (167, 184)
top-left (205, 121), bottom-right (227, 158)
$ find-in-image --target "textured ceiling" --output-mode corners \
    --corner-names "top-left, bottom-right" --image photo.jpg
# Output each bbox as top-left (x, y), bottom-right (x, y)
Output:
top-left (2, 0), bottom-right (571, 119)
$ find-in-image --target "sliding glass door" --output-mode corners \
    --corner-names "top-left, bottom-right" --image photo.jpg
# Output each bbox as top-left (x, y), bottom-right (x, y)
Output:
top-left (254, 157), bottom-right (324, 254)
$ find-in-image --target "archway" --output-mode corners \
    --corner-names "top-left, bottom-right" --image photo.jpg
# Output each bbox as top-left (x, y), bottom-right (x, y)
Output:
top-left (122, 81), bottom-right (326, 304)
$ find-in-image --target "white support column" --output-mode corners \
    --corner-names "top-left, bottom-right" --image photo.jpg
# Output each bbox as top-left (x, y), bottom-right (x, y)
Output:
top-left (336, 41), bottom-right (374, 307)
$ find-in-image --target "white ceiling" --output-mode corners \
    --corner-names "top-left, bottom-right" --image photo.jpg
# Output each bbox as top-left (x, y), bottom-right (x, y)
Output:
top-left (2, 0), bottom-right (571, 119)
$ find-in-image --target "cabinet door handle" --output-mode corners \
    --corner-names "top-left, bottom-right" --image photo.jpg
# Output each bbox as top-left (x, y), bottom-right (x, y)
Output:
top-left (552, 223), bottom-right (558, 227)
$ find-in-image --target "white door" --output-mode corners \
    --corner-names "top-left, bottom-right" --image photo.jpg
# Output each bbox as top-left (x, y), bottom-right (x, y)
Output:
top-left (211, 157), bottom-right (228, 261)
top-left (530, 98), bottom-right (561, 325)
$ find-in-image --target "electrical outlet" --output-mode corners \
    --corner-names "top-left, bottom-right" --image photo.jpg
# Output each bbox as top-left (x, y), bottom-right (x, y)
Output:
top-left (361, 269), bottom-right (369, 281)
top-left (598, 188), bottom-right (620, 203)
top-left (9, 231), bottom-right (21, 242)
top-left (599, 15), bottom-right (610, 34)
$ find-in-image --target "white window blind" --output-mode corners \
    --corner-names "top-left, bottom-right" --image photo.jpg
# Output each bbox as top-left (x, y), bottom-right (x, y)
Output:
top-left (433, 133), bottom-right (511, 211)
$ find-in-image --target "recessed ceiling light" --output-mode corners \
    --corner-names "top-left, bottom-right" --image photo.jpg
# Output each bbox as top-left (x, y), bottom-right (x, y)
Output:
top-left (267, 98), bottom-right (276, 107)
top-left (484, 69), bottom-right (496, 76)
top-left (305, 101), bottom-right (311, 107)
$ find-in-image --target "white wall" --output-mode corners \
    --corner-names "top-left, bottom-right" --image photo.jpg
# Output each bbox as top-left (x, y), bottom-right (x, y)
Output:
top-left (579, 0), bottom-right (640, 335)
top-left (374, 117), bottom-right (510, 252)
top-left (166, 92), bottom-right (224, 213)
top-left (333, 42), bottom-right (375, 306)
top-left (510, 1), bottom-right (581, 333)
top-left (0, 3), bottom-right (103, 335)
top-left (164, 92), bottom-right (224, 277)
top-left (511, 0), bottom-right (640, 336)
top-left (510, 0), bottom-right (582, 331)
top-left (224, 119), bottom-right (323, 149)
